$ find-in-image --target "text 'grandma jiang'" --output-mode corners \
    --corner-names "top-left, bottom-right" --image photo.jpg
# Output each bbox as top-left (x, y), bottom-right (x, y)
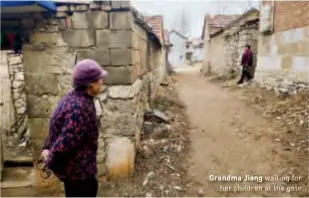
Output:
top-left (209, 175), bottom-right (292, 183)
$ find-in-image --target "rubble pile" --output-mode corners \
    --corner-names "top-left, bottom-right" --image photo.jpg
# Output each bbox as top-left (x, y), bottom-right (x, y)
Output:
top-left (100, 79), bottom-right (191, 197)
top-left (252, 79), bottom-right (308, 96)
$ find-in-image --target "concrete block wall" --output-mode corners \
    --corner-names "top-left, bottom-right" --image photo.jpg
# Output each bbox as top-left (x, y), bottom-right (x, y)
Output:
top-left (21, 1), bottom-right (162, 186)
top-left (255, 25), bottom-right (309, 93)
top-left (256, 1), bottom-right (309, 93)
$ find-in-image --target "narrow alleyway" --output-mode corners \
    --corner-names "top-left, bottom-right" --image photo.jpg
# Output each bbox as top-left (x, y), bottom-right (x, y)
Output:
top-left (175, 69), bottom-right (303, 196)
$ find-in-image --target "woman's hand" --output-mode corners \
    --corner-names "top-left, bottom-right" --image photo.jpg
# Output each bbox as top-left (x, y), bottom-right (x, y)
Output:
top-left (40, 149), bottom-right (50, 162)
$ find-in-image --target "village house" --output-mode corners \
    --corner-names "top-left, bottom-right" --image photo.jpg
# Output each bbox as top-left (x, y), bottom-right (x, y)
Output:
top-left (168, 29), bottom-right (188, 68)
top-left (201, 9), bottom-right (260, 78)
top-left (0, 0), bottom-right (166, 192)
top-left (255, 1), bottom-right (309, 94)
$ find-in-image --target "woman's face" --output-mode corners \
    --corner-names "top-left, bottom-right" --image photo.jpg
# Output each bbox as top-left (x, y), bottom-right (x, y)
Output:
top-left (89, 79), bottom-right (104, 96)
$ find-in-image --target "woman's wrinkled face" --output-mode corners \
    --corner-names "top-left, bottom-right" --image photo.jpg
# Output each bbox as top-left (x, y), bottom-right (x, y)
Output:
top-left (89, 79), bottom-right (104, 96)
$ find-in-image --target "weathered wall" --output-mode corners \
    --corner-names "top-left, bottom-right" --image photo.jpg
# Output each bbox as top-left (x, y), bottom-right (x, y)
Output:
top-left (0, 51), bottom-right (31, 161)
top-left (169, 32), bottom-right (186, 67)
top-left (0, 51), bottom-right (15, 140)
top-left (0, 51), bottom-right (16, 161)
top-left (206, 11), bottom-right (259, 78)
top-left (255, 25), bottom-right (309, 93)
top-left (201, 22), bottom-right (211, 74)
top-left (208, 33), bottom-right (226, 76)
top-left (21, 1), bottom-right (162, 186)
top-left (256, 1), bottom-right (309, 94)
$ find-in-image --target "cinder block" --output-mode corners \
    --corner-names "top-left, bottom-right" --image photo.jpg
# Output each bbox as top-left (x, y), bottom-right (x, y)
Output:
top-left (103, 65), bottom-right (137, 85)
top-left (110, 48), bottom-right (133, 65)
top-left (96, 30), bottom-right (133, 48)
top-left (63, 29), bottom-right (95, 47)
top-left (87, 11), bottom-right (108, 29)
top-left (77, 48), bottom-right (110, 65)
top-left (109, 12), bottom-right (133, 30)
top-left (71, 12), bottom-right (88, 29)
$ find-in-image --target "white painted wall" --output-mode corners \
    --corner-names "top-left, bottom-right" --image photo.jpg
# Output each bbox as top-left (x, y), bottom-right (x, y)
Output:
top-left (256, 25), bottom-right (309, 85)
top-left (169, 32), bottom-right (187, 67)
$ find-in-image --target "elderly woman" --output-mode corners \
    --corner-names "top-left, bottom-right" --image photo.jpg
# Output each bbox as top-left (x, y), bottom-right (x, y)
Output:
top-left (237, 44), bottom-right (253, 85)
top-left (40, 59), bottom-right (108, 197)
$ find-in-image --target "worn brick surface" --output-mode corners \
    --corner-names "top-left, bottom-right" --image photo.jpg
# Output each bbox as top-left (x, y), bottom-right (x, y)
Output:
top-left (274, 1), bottom-right (309, 32)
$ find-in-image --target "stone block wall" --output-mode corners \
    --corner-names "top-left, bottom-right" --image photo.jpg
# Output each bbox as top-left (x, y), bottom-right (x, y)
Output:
top-left (0, 51), bottom-right (16, 160)
top-left (0, 51), bottom-right (31, 161)
top-left (255, 25), bottom-right (309, 94)
top-left (204, 10), bottom-right (259, 78)
top-left (21, 1), bottom-right (162, 184)
top-left (8, 54), bottom-right (27, 117)
top-left (0, 51), bottom-right (15, 137)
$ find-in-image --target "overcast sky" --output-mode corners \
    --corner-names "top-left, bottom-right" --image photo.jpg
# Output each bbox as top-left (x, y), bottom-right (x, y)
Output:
top-left (132, 0), bottom-right (260, 38)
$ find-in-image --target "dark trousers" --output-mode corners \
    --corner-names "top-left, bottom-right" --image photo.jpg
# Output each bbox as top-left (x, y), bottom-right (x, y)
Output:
top-left (237, 66), bottom-right (252, 84)
top-left (64, 177), bottom-right (98, 197)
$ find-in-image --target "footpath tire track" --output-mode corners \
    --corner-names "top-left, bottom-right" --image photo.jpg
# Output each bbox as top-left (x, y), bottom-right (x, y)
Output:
top-left (176, 71), bottom-right (305, 196)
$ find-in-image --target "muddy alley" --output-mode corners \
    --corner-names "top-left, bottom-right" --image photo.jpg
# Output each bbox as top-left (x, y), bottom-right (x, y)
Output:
top-left (175, 69), bottom-right (308, 197)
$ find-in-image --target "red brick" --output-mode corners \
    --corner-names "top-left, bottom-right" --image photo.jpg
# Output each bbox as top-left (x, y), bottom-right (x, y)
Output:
top-left (272, 1), bottom-right (309, 32)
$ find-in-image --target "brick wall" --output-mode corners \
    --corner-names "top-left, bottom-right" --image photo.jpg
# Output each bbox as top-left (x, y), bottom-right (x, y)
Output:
top-left (274, 1), bottom-right (309, 32)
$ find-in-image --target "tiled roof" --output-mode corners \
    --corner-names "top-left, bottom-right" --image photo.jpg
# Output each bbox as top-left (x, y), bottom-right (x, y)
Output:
top-left (207, 14), bottom-right (240, 35)
top-left (144, 15), bottom-right (164, 45)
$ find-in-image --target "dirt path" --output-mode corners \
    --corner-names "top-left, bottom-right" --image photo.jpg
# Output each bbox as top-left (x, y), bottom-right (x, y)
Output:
top-left (176, 70), bottom-right (304, 196)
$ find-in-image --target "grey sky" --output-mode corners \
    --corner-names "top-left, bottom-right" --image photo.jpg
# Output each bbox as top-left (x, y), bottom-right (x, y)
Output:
top-left (132, 0), bottom-right (260, 38)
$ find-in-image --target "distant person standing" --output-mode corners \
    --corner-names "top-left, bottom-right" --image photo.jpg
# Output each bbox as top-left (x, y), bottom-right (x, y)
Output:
top-left (40, 59), bottom-right (108, 197)
top-left (237, 44), bottom-right (253, 84)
